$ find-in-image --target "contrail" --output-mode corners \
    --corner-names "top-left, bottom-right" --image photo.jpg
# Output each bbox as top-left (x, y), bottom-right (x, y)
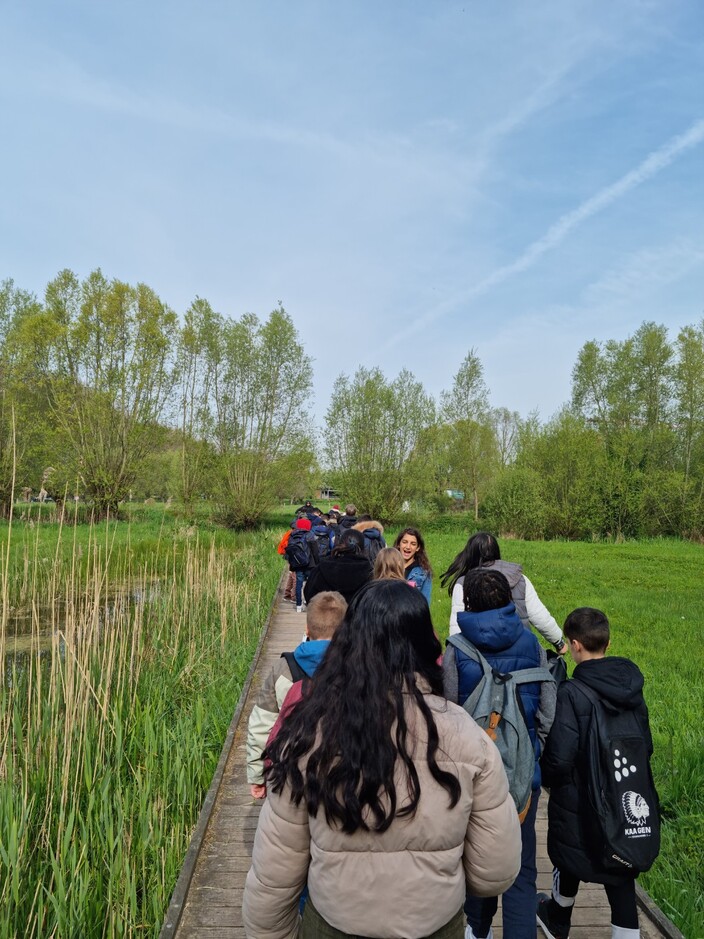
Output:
top-left (400, 118), bottom-right (704, 341)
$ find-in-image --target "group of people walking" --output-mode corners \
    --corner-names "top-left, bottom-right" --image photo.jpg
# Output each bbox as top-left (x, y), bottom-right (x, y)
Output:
top-left (278, 503), bottom-right (433, 608)
top-left (243, 511), bottom-right (657, 939)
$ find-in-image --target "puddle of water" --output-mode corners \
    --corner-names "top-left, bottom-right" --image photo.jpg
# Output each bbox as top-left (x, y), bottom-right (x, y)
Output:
top-left (2, 582), bottom-right (161, 682)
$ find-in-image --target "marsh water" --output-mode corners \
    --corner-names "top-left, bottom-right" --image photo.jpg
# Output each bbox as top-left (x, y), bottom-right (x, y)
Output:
top-left (2, 582), bottom-right (160, 681)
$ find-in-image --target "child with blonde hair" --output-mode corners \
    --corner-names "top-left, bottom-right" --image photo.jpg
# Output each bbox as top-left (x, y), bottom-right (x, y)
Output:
top-left (373, 546), bottom-right (406, 581)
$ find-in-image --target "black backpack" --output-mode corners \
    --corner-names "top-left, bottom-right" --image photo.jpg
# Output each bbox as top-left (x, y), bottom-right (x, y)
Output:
top-left (313, 527), bottom-right (333, 559)
top-left (285, 530), bottom-right (312, 571)
top-left (573, 679), bottom-right (661, 874)
top-left (546, 649), bottom-right (568, 685)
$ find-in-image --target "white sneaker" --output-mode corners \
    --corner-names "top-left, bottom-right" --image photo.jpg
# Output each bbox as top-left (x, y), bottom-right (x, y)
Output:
top-left (465, 927), bottom-right (492, 939)
top-left (296, 606), bottom-right (303, 613)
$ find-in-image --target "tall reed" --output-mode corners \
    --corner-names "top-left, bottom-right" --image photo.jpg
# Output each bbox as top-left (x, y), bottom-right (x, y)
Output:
top-left (0, 517), bottom-right (281, 937)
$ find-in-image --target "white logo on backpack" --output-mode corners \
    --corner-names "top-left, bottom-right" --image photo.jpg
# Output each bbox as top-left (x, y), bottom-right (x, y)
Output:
top-left (612, 747), bottom-right (637, 782)
top-left (622, 790), bottom-right (652, 837)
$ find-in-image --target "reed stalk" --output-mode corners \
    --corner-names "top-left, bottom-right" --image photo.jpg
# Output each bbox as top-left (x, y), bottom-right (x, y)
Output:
top-left (0, 512), bottom-right (281, 937)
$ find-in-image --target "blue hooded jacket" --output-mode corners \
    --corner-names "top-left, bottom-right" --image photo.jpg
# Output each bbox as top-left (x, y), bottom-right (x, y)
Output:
top-left (454, 602), bottom-right (544, 789)
top-left (292, 638), bottom-right (330, 676)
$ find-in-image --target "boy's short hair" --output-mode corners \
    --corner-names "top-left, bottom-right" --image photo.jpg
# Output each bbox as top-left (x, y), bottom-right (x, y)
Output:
top-left (563, 607), bottom-right (610, 653)
top-left (463, 568), bottom-right (511, 612)
top-left (344, 503), bottom-right (356, 516)
top-left (306, 591), bottom-right (348, 639)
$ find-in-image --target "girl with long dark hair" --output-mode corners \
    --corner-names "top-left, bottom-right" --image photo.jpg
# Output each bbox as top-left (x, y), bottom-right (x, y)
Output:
top-left (439, 531), bottom-right (566, 652)
top-left (242, 580), bottom-right (520, 939)
top-left (393, 526), bottom-right (433, 603)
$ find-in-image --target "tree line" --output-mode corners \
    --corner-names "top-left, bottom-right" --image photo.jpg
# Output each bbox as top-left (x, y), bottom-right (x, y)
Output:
top-left (1, 270), bottom-right (703, 538)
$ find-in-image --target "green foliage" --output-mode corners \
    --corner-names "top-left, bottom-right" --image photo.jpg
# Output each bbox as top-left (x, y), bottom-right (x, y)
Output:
top-left (7, 269), bottom-right (178, 517)
top-left (209, 305), bottom-right (314, 528)
top-left (325, 366), bottom-right (435, 520)
top-left (482, 465), bottom-right (548, 538)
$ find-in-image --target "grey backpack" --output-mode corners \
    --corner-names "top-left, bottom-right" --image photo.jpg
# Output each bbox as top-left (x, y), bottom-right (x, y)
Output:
top-left (447, 634), bottom-right (554, 821)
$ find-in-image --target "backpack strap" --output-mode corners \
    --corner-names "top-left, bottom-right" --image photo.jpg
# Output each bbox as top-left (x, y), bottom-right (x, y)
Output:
top-left (281, 651), bottom-right (308, 684)
top-left (447, 634), bottom-right (496, 716)
top-left (513, 667), bottom-right (555, 686)
top-left (447, 633), bottom-right (493, 676)
top-left (570, 677), bottom-right (602, 707)
top-left (447, 634), bottom-right (553, 686)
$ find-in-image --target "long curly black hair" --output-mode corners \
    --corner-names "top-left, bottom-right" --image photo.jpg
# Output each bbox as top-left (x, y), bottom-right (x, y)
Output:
top-left (265, 579), bottom-right (460, 833)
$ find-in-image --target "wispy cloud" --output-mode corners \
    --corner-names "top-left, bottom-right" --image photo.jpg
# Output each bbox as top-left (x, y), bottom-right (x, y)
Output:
top-left (396, 117), bottom-right (704, 345)
top-left (584, 238), bottom-right (704, 305)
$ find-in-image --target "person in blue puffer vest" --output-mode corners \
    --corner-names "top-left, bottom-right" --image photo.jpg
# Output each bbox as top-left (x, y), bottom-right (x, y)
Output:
top-left (443, 568), bottom-right (556, 939)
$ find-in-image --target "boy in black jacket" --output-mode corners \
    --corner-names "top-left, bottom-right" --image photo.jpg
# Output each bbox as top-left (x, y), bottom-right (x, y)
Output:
top-left (538, 608), bottom-right (654, 939)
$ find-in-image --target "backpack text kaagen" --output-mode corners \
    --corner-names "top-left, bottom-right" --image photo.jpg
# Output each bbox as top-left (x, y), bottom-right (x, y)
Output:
top-left (448, 634), bottom-right (553, 822)
top-left (572, 678), bottom-right (661, 873)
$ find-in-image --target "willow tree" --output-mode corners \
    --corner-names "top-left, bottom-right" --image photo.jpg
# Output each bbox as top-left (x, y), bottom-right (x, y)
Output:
top-left (439, 350), bottom-right (496, 519)
top-left (325, 366), bottom-right (435, 520)
top-left (0, 279), bottom-right (47, 515)
top-left (207, 305), bottom-right (313, 527)
top-left (20, 269), bottom-right (177, 516)
top-left (174, 297), bottom-right (219, 509)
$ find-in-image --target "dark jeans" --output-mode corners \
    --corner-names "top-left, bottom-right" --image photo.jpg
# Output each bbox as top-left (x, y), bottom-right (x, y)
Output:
top-left (300, 898), bottom-right (464, 938)
top-left (295, 570), bottom-right (307, 605)
top-left (555, 868), bottom-right (638, 929)
top-left (465, 788), bottom-right (540, 939)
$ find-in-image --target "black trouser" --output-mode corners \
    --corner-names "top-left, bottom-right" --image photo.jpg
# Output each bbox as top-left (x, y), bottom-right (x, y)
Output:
top-left (555, 868), bottom-right (639, 929)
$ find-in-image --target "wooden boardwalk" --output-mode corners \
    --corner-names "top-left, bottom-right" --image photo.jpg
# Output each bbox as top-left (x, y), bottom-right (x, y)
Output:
top-left (162, 582), bottom-right (681, 939)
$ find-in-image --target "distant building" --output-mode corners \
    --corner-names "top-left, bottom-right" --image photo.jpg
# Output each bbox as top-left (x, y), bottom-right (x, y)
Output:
top-left (445, 489), bottom-right (465, 501)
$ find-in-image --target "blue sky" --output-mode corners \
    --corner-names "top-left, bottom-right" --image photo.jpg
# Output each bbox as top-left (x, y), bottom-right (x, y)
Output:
top-left (2, 1), bottom-right (703, 426)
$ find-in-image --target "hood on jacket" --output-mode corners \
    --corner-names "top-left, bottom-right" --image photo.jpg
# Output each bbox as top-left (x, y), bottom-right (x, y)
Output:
top-left (456, 602), bottom-right (524, 654)
top-left (572, 656), bottom-right (645, 711)
top-left (353, 520), bottom-right (385, 535)
top-left (293, 638), bottom-right (330, 677)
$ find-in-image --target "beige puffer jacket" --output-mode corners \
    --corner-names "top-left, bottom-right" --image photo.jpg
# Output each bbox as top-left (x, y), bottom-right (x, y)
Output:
top-left (242, 686), bottom-right (521, 939)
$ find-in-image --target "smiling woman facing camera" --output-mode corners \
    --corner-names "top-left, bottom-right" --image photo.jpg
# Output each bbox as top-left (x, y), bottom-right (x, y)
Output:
top-left (242, 580), bottom-right (521, 939)
top-left (393, 526), bottom-right (433, 603)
